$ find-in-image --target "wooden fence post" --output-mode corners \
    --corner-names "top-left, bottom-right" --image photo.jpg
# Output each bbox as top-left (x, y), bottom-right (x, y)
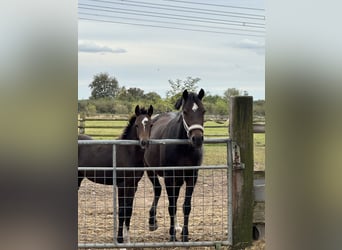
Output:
top-left (229, 96), bottom-right (254, 249)
top-left (79, 114), bottom-right (85, 134)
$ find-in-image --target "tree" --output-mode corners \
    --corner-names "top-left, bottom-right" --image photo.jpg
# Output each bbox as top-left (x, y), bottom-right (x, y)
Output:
top-left (253, 100), bottom-right (265, 117)
top-left (166, 76), bottom-right (201, 107)
top-left (143, 92), bottom-right (162, 103)
top-left (224, 88), bottom-right (242, 101)
top-left (89, 73), bottom-right (119, 99)
top-left (203, 94), bottom-right (228, 116)
top-left (127, 87), bottom-right (145, 100)
top-left (166, 76), bottom-right (201, 98)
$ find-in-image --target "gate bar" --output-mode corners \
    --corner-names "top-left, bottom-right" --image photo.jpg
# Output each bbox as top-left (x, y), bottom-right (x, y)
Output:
top-left (112, 144), bottom-right (117, 243)
top-left (78, 165), bottom-right (229, 171)
top-left (78, 240), bottom-right (231, 248)
top-left (78, 138), bottom-right (231, 145)
top-left (227, 139), bottom-right (233, 245)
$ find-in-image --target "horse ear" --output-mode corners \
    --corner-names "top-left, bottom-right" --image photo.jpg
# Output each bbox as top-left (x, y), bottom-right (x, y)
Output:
top-left (175, 97), bottom-right (183, 110)
top-left (198, 88), bottom-right (205, 100)
top-left (175, 90), bottom-right (189, 110)
top-left (135, 105), bottom-right (140, 116)
top-left (183, 89), bottom-right (189, 100)
top-left (148, 105), bottom-right (153, 116)
top-left (175, 89), bottom-right (189, 110)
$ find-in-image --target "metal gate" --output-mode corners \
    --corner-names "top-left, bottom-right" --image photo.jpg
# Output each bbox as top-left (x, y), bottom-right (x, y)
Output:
top-left (78, 138), bottom-right (233, 248)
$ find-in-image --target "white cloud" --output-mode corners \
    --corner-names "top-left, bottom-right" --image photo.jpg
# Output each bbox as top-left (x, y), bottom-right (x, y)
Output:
top-left (232, 39), bottom-right (265, 55)
top-left (78, 40), bottom-right (127, 54)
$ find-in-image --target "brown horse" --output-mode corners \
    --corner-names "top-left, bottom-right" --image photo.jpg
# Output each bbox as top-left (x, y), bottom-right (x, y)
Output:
top-left (144, 89), bottom-right (205, 242)
top-left (78, 105), bottom-right (153, 243)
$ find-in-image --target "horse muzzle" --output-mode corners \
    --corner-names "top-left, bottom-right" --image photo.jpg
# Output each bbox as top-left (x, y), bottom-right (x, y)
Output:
top-left (182, 118), bottom-right (204, 147)
top-left (191, 135), bottom-right (203, 147)
top-left (190, 131), bottom-right (204, 148)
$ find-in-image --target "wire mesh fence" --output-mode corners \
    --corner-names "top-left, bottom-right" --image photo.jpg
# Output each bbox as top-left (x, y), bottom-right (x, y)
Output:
top-left (78, 139), bottom-right (232, 248)
top-left (78, 169), bottom-right (229, 246)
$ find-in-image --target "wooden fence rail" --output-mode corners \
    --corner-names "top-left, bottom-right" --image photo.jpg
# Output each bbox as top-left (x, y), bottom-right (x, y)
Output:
top-left (78, 119), bottom-right (265, 137)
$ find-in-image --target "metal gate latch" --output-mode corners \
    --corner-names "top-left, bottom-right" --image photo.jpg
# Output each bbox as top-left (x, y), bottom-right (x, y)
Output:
top-left (232, 142), bottom-right (245, 169)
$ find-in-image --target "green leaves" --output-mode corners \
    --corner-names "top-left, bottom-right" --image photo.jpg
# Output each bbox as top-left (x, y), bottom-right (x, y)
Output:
top-left (89, 73), bottom-right (119, 99)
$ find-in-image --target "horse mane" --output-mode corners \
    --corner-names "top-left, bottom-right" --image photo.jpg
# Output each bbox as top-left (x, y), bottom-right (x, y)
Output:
top-left (120, 107), bottom-right (149, 139)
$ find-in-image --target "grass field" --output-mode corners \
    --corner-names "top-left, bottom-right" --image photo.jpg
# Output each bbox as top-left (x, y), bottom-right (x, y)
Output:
top-left (78, 119), bottom-right (265, 171)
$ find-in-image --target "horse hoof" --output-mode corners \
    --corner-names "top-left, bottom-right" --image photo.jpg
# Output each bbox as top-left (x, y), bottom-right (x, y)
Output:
top-left (182, 236), bottom-right (189, 242)
top-left (149, 223), bottom-right (158, 231)
top-left (169, 236), bottom-right (178, 242)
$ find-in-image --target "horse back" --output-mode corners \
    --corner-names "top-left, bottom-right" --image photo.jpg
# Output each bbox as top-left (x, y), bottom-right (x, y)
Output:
top-left (150, 112), bottom-right (177, 139)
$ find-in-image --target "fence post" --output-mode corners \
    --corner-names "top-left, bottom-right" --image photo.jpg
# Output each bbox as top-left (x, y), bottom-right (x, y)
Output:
top-left (229, 96), bottom-right (254, 249)
top-left (79, 114), bottom-right (85, 134)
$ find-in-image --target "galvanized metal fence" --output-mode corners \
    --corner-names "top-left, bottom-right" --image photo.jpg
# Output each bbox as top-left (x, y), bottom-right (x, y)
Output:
top-left (78, 138), bottom-right (233, 248)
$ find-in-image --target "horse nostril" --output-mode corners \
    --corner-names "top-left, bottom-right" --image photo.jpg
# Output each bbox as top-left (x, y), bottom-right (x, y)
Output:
top-left (140, 140), bottom-right (150, 149)
top-left (191, 135), bottom-right (203, 147)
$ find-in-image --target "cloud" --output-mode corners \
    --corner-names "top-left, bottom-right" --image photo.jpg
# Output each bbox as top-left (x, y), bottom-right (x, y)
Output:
top-left (232, 39), bottom-right (265, 55)
top-left (78, 41), bottom-right (127, 54)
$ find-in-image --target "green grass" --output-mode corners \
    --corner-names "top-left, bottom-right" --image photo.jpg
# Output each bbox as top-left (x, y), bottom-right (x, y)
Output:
top-left (78, 119), bottom-right (265, 170)
top-left (204, 120), bottom-right (228, 137)
top-left (203, 134), bottom-right (265, 171)
top-left (80, 120), bottom-right (128, 139)
top-left (254, 133), bottom-right (266, 171)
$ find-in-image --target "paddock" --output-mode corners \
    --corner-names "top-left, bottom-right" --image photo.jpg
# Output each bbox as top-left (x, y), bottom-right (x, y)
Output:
top-left (78, 167), bottom-right (232, 248)
top-left (78, 96), bottom-right (264, 249)
top-left (78, 138), bottom-right (233, 248)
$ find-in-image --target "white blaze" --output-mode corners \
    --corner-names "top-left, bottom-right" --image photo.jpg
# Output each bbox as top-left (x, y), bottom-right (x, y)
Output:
top-left (192, 103), bottom-right (199, 112)
top-left (141, 117), bottom-right (148, 131)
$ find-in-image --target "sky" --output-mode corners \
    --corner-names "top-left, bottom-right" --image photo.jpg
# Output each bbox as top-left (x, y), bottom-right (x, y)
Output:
top-left (78, 0), bottom-right (265, 100)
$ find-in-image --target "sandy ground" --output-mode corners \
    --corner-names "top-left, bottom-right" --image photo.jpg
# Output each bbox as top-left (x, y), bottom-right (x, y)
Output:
top-left (78, 169), bottom-right (264, 249)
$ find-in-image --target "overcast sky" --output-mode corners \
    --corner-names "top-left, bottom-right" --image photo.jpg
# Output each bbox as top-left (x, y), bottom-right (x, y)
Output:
top-left (78, 0), bottom-right (265, 100)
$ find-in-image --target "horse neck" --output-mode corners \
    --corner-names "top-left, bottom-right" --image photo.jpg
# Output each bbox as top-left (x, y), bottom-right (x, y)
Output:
top-left (177, 112), bottom-right (188, 139)
top-left (120, 116), bottom-right (138, 140)
top-left (123, 127), bottom-right (137, 140)
top-left (170, 112), bottom-right (188, 139)
top-left (167, 113), bottom-right (203, 166)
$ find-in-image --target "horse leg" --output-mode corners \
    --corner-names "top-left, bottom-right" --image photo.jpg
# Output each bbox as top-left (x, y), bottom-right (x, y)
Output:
top-left (165, 176), bottom-right (181, 242)
top-left (122, 184), bottom-right (139, 243)
top-left (147, 170), bottom-right (162, 231)
top-left (181, 174), bottom-right (198, 242)
top-left (122, 172), bottom-right (143, 243)
top-left (117, 186), bottom-right (125, 244)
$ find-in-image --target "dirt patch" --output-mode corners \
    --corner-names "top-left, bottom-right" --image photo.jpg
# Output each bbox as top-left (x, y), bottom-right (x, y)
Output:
top-left (78, 169), bottom-right (264, 249)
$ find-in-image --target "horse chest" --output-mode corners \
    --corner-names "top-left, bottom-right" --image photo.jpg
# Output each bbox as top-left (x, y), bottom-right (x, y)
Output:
top-left (162, 145), bottom-right (202, 166)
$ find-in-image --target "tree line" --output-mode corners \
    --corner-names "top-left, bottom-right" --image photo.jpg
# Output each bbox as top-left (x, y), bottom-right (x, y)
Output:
top-left (78, 73), bottom-right (265, 118)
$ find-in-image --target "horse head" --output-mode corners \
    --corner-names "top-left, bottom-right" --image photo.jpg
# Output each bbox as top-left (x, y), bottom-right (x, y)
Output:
top-left (134, 104), bottom-right (153, 149)
top-left (175, 89), bottom-right (205, 147)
